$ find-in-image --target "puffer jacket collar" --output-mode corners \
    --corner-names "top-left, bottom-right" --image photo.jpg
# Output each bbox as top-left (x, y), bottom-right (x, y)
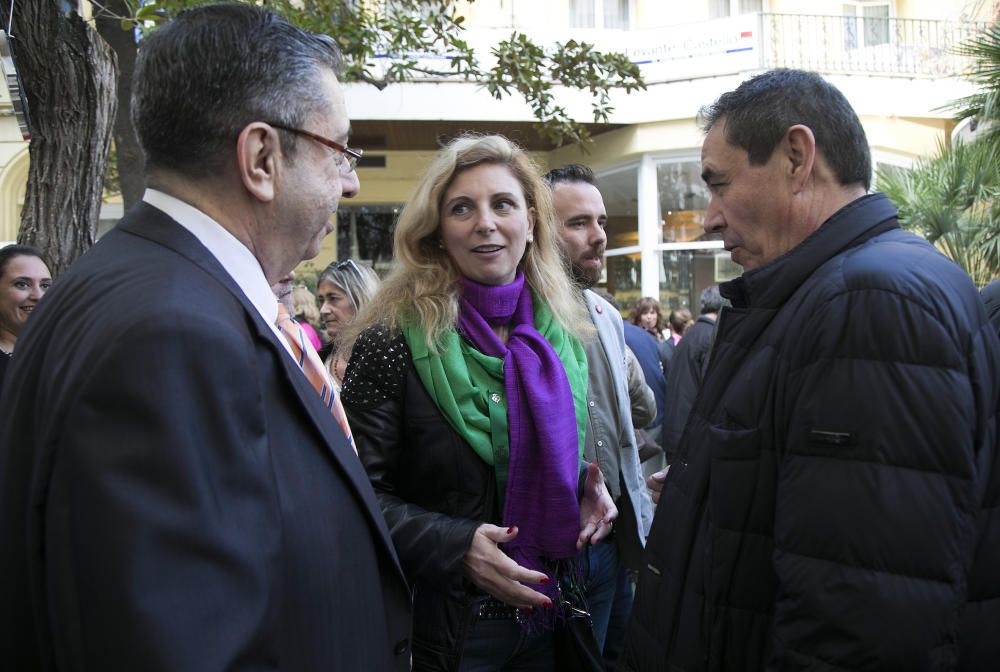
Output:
top-left (721, 193), bottom-right (899, 310)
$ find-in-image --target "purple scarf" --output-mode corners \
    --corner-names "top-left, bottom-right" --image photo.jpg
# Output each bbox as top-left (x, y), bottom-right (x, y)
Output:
top-left (457, 273), bottom-right (581, 614)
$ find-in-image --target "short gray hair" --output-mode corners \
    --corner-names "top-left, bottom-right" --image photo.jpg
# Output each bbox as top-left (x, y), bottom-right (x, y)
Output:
top-left (700, 285), bottom-right (725, 314)
top-left (132, 3), bottom-right (343, 177)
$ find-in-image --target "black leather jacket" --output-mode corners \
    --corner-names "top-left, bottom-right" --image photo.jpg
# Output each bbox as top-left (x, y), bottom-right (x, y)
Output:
top-left (342, 327), bottom-right (500, 672)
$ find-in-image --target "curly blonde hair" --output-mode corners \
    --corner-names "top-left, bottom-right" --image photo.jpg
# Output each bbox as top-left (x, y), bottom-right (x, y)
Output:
top-left (344, 134), bottom-right (591, 352)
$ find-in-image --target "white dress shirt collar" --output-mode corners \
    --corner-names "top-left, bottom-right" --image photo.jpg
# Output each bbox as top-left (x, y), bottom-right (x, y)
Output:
top-left (142, 189), bottom-right (289, 351)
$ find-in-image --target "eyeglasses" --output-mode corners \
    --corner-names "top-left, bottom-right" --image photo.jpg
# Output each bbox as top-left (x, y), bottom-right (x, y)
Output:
top-left (265, 122), bottom-right (363, 174)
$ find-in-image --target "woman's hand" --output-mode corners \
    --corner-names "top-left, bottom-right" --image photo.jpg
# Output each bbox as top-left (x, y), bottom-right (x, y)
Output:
top-left (462, 524), bottom-right (552, 609)
top-left (578, 461), bottom-right (618, 549)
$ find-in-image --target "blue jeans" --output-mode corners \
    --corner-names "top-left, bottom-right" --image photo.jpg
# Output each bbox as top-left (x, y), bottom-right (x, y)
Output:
top-left (586, 542), bottom-right (634, 667)
top-left (585, 542), bottom-right (619, 651)
top-left (603, 565), bottom-right (635, 667)
top-left (458, 611), bottom-right (554, 671)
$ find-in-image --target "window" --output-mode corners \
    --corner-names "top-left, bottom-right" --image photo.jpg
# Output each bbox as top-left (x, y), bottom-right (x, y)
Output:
top-left (657, 161), bottom-right (711, 244)
top-left (843, 1), bottom-right (891, 49)
top-left (710, 0), bottom-right (763, 19)
top-left (569, 0), bottom-right (595, 28)
top-left (589, 157), bottom-right (726, 311)
top-left (603, 0), bottom-right (629, 29)
top-left (593, 165), bottom-right (640, 302)
top-left (605, 255), bottom-right (642, 307)
top-left (658, 250), bottom-right (727, 312)
top-left (654, 159), bottom-right (724, 312)
top-left (569, 0), bottom-right (630, 29)
top-left (594, 165), bottom-right (640, 250)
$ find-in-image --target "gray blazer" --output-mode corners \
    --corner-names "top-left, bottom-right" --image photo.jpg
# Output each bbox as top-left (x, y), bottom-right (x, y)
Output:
top-left (584, 290), bottom-right (655, 545)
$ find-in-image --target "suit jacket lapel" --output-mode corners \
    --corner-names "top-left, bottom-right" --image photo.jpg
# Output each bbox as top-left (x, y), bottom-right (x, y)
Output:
top-left (269, 338), bottom-right (406, 579)
top-left (117, 204), bottom-right (406, 581)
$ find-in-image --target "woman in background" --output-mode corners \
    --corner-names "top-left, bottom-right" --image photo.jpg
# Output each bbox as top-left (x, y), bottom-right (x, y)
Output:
top-left (340, 134), bottom-right (616, 671)
top-left (666, 307), bottom-right (693, 345)
top-left (291, 284), bottom-right (323, 351)
top-left (0, 245), bottom-right (52, 390)
top-left (316, 259), bottom-right (380, 389)
top-left (655, 306), bottom-right (693, 396)
top-left (627, 296), bottom-right (666, 343)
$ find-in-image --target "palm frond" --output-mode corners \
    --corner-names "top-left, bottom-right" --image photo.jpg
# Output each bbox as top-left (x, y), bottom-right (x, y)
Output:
top-left (878, 138), bottom-right (1000, 287)
top-left (944, 23), bottom-right (1000, 123)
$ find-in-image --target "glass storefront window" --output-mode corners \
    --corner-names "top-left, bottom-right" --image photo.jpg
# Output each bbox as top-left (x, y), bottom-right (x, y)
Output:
top-left (657, 161), bottom-right (711, 243)
top-left (594, 165), bottom-right (640, 250)
top-left (600, 253), bottom-right (642, 312)
top-left (658, 248), bottom-right (738, 312)
top-left (593, 158), bottom-right (727, 313)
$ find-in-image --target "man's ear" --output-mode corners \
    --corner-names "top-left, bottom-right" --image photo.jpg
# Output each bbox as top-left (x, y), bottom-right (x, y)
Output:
top-left (784, 124), bottom-right (816, 193)
top-left (236, 122), bottom-right (280, 203)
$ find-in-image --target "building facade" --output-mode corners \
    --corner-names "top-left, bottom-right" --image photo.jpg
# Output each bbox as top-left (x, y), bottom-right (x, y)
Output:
top-left (1, 0), bottom-right (995, 310)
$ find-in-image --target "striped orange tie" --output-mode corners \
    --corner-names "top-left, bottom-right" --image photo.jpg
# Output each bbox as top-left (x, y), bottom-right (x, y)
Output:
top-left (276, 303), bottom-right (356, 454)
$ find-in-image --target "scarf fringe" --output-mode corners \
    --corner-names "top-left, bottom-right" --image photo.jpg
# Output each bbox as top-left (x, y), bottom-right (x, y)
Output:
top-left (516, 556), bottom-right (589, 635)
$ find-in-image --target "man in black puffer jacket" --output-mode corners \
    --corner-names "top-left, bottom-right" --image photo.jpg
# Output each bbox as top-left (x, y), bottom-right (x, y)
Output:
top-left (623, 69), bottom-right (1000, 671)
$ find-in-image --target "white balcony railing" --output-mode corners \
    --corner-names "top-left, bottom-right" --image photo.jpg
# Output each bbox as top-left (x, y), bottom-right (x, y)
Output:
top-left (760, 13), bottom-right (987, 78)
top-left (370, 12), bottom-right (987, 85)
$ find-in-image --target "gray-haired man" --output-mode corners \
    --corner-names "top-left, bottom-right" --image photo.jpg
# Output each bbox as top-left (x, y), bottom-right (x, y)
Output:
top-left (0, 5), bottom-right (410, 669)
top-left (624, 69), bottom-right (999, 671)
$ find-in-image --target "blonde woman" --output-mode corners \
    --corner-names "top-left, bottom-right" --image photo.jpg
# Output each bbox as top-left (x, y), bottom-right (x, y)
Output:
top-left (316, 258), bottom-right (379, 388)
top-left (341, 135), bottom-right (616, 671)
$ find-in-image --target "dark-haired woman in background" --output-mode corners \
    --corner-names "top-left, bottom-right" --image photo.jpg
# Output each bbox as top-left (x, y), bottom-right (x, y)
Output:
top-left (627, 296), bottom-right (665, 342)
top-left (0, 245), bottom-right (52, 390)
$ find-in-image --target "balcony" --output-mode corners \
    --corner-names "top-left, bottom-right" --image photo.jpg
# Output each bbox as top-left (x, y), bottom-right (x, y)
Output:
top-left (760, 13), bottom-right (988, 79)
top-left (374, 13), bottom-right (987, 85)
top-left (617, 13), bottom-right (987, 83)
top-left (344, 12), bottom-right (987, 126)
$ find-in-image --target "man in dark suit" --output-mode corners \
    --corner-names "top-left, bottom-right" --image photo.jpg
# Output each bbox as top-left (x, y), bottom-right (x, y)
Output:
top-left (0, 4), bottom-right (411, 670)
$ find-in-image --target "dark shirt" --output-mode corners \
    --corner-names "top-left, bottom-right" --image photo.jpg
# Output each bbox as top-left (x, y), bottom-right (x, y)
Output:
top-left (661, 315), bottom-right (715, 463)
top-left (622, 322), bottom-right (665, 430)
top-left (0, 351), bottom-right (10, 394)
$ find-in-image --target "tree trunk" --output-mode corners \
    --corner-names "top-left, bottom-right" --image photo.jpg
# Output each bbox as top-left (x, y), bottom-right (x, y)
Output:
top-left (95, 0), bottom-right (144, 212)
top-left (12, 0), bottom-right (116, 277)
